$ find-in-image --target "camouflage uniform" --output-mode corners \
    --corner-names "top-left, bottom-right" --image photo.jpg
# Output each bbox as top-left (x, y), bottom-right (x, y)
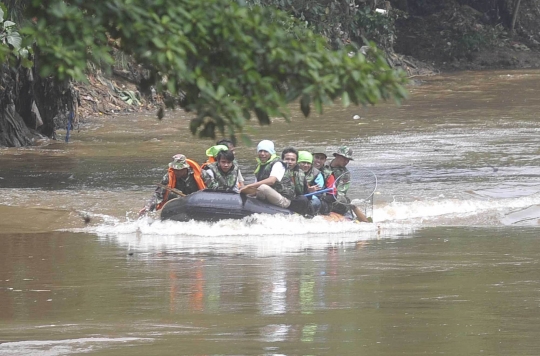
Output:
top-left (202, 162), bottom-right (240, 191)
top-left (256, 156), bottom-right (295, 200)
top-left (291, 165), bottom-right (307, 196)
top-left (146, 170), bottom-right (200, 211)
top-left (318, 165), bottom-right (333, 186)
top-left (304, 166), bottom-right (322, 187)
top-left (321, 146), bottom-right (354, 215)
top-left (330, 166), bottom-right (351, 204)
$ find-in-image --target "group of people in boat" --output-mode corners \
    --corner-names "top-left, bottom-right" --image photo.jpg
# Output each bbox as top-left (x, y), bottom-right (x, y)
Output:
top-left (139, 139), bottom-right (368, 222)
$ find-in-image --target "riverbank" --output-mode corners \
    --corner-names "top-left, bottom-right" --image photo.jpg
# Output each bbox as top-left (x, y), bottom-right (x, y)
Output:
top-left (75, 45), bottom-right (540, 123)
top-left (75, 2), bottom-right (540, 120)
top-left (393, 1), bottom-right (540, 73)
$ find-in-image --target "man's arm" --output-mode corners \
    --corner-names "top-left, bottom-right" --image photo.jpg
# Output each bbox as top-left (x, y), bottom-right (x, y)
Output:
top-left (241, 176), bottom-right (277, 191)
top-left (139, 174), bottom-right (168, 216)
top-left (240, 162), bottom-right (284, 194)
top-left (202, 169), bottom-right (218, 190)
top-left (237, 169), bottom-right (245, 188)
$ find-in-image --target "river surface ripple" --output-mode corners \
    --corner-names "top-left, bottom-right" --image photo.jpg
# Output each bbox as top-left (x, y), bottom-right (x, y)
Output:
top-left (1, 70), bottom-right (540, 355)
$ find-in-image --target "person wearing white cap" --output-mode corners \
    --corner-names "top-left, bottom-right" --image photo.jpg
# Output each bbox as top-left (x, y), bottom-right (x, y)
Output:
top-left (240, 140), bottom-right (295, 208)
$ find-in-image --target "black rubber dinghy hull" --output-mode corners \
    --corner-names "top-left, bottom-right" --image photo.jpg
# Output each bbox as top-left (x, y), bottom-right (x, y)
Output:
top-left (160, 190), bottom-right (293, 222)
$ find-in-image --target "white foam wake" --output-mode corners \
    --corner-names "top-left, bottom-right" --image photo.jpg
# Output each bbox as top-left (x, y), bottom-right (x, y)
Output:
top-left (375, 192), bottom-right (540, 223)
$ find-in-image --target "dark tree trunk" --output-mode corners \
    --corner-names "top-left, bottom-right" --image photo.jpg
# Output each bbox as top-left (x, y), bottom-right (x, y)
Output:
top-left (0, 60), bottom-right (79, 147)
top-left (510, 0), bottom-right (522, 32)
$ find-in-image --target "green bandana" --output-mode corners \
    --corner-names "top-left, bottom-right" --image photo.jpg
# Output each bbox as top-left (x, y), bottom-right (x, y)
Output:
top-left (254, 154), bottom-right (278, 174)
top-left (205, 144), bottom-right (229, 158)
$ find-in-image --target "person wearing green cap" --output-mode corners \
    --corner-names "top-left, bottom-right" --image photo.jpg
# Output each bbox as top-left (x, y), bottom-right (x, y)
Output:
top-left (298, 151), bottom-right (325, 193)
top-left (297, 150), bottom-right (326, 215)
top-left (201, 144), bottom-right (229, 169)
top-left (201, 149), bottom-right (243, 192)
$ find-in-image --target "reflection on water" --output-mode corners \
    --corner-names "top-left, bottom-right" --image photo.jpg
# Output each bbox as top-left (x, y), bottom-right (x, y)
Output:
top-left (2, 229), bottom-right (540, 355)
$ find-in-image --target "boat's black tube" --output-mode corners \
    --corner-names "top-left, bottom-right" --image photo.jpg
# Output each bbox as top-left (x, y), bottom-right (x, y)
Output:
top-left (160, 190), bottom-right (292, 222)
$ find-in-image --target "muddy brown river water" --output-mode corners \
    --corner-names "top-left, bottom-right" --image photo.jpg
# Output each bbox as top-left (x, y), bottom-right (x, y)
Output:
top-left (1, 70), bottom-right (540, 355)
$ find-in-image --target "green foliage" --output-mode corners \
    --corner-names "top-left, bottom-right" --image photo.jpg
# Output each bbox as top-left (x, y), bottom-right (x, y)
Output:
top-left (355, 7), bottom-right (400, 50)
top-left (0, 5), bottom-right (32, 67)
top-left (243, 0), bottom-right (352, 47)
top-left (15, 0), bottom-right (407, 141)
top-left (445, 22), bottom-right (508, 59)
top-left (459, 32), bottom-right (487, 52)
top-left (243, 0), bottom-right (400, 50)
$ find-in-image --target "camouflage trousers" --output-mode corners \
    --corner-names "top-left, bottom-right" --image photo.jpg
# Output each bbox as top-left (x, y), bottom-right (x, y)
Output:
top-left (321, 195), bottom-right (349, 216)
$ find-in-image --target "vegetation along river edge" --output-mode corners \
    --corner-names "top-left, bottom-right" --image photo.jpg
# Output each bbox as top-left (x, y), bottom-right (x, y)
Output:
top-left (1, 0), bottom-right (540, 147)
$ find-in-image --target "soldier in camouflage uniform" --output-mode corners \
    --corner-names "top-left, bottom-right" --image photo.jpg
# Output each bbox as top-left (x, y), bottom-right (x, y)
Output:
top-left (215, 139), bottom-right (245, 188)
top-left (202, 149), bottom-right (242, 192)
top-left (281, 147), bottom-right (306, 197)
top-left (321, 146), bottom-right (353, 216)
top-left (139, 154), bottom-right (202, 216)
top-left (320, 146), bottom-right (369, 222)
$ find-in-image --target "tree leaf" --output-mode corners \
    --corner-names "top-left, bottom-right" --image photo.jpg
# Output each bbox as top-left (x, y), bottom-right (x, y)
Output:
top-left (7, 31), bottom-right (22, 50)
top-left (13, 0), bottom-right (407, 141)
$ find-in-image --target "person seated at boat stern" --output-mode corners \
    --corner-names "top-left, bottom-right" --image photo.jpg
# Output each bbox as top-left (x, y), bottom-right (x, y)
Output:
top-left (202, 149), bottom-right (242, 193)
top-left (138, 154), bottom-right (205, 216)
top-left (321, 146), bottom-right (369, 222)
top-left (240, 140), bottom-right (307, 214)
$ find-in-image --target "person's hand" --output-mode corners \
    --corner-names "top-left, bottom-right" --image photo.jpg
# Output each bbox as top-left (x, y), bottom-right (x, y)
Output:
top-left (138, 207), bottom-right (148, 218)
top-left (240, 185), bottom-right (258, 196)
top-left (307, 184), bottom-right (320, 193)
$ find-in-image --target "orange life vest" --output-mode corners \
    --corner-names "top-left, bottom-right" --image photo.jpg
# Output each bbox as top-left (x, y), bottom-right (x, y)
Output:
top-left (186, 158), bottom-right (206, 190)
top-left (156, 158), bottom-right (206, 210)
top-left (200, 156), bottom-right (216, 170)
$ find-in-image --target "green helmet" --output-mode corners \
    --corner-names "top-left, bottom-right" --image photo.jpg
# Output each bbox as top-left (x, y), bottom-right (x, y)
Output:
top-left (333, 146), bottom-right (354, 160)
top-left (297, 151), bottom-right (313, 164)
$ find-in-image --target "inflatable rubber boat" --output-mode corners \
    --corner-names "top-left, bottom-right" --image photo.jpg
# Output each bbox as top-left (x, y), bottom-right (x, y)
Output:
top-left (160, 190), bottom-right (293, 222)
